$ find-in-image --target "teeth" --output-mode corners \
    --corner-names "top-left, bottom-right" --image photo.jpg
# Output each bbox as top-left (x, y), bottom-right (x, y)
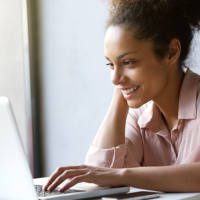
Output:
top-left (122, 86), bottom-right (138, 95)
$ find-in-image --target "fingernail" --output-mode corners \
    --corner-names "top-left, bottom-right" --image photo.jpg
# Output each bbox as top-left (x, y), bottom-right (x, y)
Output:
top-left (59, 189), bottom-right (64, 193)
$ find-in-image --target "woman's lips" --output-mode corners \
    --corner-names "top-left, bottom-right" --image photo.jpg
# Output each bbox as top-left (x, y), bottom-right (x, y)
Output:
top-left (121, 86), bottom-right (140, 100)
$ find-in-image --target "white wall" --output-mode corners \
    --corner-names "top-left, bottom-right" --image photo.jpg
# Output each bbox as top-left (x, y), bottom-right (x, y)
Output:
top-left (37, 0), bottom-right (200, 176)
top-left (37, 0), bottom-right (112, 175)
top-left (186, 31), bottom-right (200, 73)
top-left (0, 0), bottom-right (32, 163)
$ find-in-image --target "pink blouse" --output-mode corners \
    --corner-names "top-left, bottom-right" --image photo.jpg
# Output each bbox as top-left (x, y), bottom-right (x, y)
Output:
top-left (85, 68), bottom-right (200, 168)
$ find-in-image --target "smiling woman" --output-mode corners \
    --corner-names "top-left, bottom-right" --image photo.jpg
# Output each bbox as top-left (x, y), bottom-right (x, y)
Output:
top-left (44, 0), bottom-right (200, 193)
top-left (104, 25), bottom-right (176, 109)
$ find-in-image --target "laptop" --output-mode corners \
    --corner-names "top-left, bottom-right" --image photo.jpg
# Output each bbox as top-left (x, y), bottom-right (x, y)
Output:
top-left (0, 96), bottom-right (130, 200)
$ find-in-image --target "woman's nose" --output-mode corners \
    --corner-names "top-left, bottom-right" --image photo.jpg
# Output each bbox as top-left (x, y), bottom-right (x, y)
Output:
top-left (111, 68), bottom-right (124, 85)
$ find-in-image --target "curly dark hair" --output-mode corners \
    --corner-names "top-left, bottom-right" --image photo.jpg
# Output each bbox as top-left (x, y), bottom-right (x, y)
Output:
top-left (107, 0), bottom-right (200, 65)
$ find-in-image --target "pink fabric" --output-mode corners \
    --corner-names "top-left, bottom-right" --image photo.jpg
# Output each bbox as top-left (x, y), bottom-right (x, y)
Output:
top-left (85, 68), bottom-right (200, 168)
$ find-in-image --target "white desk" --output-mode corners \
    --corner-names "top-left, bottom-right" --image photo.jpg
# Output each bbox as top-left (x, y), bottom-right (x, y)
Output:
top-left (34, 178), bottom-right (200, 200)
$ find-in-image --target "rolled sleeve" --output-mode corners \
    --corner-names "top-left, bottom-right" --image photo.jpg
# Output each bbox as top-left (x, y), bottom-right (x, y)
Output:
top-left (84, 143), bottom-right (127, 168)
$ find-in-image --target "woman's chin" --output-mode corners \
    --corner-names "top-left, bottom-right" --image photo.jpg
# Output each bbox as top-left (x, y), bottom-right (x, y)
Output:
top-left (127, 99), bottom-right (144, 109)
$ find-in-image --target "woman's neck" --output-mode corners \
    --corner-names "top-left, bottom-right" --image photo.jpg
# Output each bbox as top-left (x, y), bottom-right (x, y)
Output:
top-left (153, 66), bottom-right (185, 131)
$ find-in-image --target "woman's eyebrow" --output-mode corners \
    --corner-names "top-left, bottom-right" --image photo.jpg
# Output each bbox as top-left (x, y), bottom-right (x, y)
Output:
top-left (105, 57), bottom-right (111, 61)
top-left (105, 51), bottom-right (137, 61)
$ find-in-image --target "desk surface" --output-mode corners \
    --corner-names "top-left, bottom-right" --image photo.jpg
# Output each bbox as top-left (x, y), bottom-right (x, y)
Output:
top-left (34, 178), bottom-right (200, 200)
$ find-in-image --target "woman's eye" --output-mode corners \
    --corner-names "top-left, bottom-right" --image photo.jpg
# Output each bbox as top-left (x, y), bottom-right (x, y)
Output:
top-left (106, 63), bottom-right (114, 70)
top-left (123, 60), bottom-right (136, 66)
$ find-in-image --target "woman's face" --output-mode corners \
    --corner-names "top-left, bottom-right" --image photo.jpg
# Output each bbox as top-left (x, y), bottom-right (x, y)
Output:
top-left (104, 25), bottom-right (170, 108)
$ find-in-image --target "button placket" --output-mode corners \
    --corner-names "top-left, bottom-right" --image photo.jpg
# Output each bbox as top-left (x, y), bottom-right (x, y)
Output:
top-left (171, 129), bottom-right (179, 143)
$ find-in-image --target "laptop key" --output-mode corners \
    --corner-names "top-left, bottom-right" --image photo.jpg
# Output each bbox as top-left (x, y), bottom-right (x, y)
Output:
top-left (34, 185), bottom-right (84, 197)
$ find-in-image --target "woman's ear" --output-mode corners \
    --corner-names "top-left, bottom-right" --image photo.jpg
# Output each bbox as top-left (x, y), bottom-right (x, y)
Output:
top-left (167, 38), bottom-right (181, 65)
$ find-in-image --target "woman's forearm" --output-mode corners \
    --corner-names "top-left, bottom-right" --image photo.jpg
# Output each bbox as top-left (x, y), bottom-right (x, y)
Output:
top-left (92, 89), bottom-right (128, 148)
top-left (122, 163), bottom-right (200, 192)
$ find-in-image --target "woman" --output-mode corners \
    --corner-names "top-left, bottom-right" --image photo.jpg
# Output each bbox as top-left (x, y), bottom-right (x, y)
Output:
top-left (44, 0), bottom-right (200, 192)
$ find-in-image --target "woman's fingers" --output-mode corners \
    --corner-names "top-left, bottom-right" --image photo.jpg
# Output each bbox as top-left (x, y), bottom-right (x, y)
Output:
top-left (43, 165), bottom-right (120, 193)
top-left (43, 165), bottom-right (87, 191)
top-left (59, 174), bottom-right (89, 192)
top-left (45, 168), bottom-right (89, 192)
top-left (47, 172), bottom-right (67, 192)
top-left (48, 169), bottom-right (88, 192)
top-left (43, 167), bottom-right (66, 191)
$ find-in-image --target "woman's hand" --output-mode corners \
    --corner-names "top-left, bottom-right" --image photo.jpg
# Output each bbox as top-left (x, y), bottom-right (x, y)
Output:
top-left (43, 165), bottom-right (126, 193)
top-left (111, 88), bottom-right (128, 109)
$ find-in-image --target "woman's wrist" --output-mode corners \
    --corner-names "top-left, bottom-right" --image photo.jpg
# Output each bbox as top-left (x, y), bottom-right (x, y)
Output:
top-left (118, 168), bottom-right (131, 186)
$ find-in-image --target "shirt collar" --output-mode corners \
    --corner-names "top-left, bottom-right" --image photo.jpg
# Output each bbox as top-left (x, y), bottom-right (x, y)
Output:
top-left (137, 68), bottom-right (200, 131)
top-left (137, 101), bottom-right (164, 132)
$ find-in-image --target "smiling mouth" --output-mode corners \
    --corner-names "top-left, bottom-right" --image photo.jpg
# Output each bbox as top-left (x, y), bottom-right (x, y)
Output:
top-left (121, 86), bottom-right (140, 99)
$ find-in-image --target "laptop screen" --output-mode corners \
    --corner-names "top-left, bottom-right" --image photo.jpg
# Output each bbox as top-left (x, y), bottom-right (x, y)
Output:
top-left (0, 97), bottom-right (37, 200)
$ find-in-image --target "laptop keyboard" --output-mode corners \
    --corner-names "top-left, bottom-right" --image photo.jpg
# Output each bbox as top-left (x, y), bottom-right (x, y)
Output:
top-left (35, 185), bottom-right (84, 197)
